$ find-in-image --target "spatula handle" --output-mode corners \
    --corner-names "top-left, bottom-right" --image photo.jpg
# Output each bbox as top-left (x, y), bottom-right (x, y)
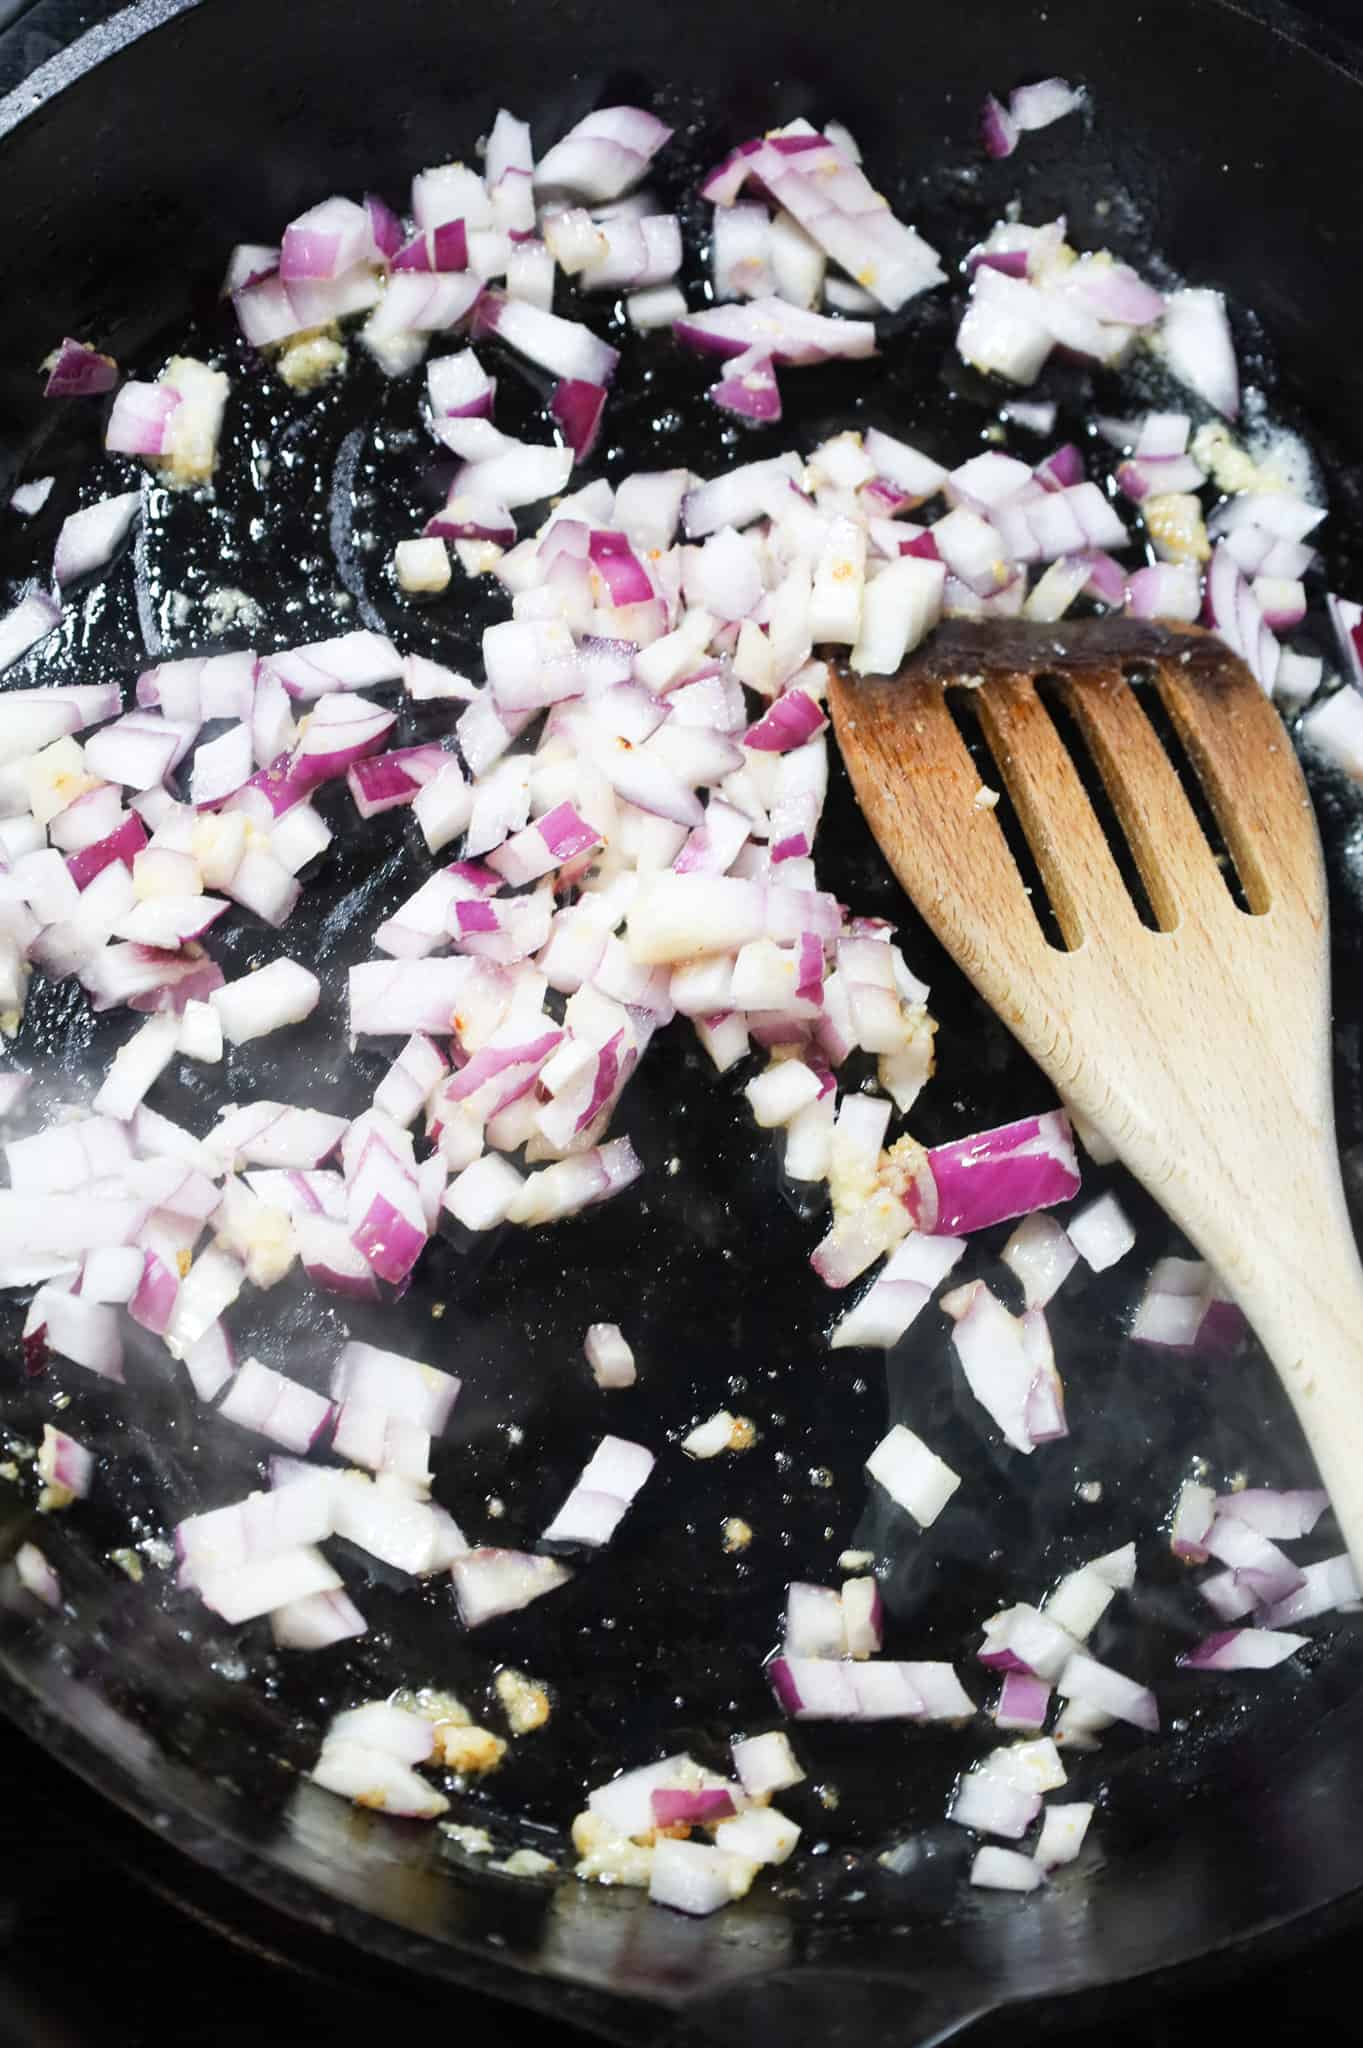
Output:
top-left (1194, 1155), bottom-right (1363, 1584)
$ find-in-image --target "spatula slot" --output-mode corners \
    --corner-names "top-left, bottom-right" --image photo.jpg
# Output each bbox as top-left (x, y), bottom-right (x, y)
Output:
top-left (1033, 675), bottom-right (1162, 932)
top-left (1127, 665), bottom-right (1255, 914)
top-left (944, 685), bottom-right (1070, 952)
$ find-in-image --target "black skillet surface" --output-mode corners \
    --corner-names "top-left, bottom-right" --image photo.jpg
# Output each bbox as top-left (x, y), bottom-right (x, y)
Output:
top-left (3, 0), bottom-right (1363, 2039)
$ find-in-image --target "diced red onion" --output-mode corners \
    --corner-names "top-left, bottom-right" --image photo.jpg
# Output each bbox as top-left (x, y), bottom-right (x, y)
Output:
top-left (44, 336), bottom-right (119, 398)
top-left (981, 95), bottom-right (1019, 160)
top-left (994, 1673), bottom-right (1052, 1731)
top-left (674, 297), bottom-right (876, 367)
top-left (921, 1110), bottom-right (1080, 1235)
top-left (1179, 1625), bottom-right (1307, 1672)
top-left (534, 106), bottom-right (672, 204)
top-left (551, 379), bottom-right (608, 464)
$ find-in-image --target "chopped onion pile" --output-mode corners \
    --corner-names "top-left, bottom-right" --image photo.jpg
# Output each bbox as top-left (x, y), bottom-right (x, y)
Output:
top-left (2, 74), bottom-right (1355, 1926)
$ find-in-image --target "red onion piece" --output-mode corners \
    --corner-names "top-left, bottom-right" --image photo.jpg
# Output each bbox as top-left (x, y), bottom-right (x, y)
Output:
top-left (280, 195), bottom-right (374, 281)
top-left (981, 95), bottom-right (1019, 159)
top-left (675, 297), bottom-right (876, 366)
top-left (712, 347), bottom-right (782, 425)
top-left (652, 1786), bottom-right (737, 1827)
top-left (994, 1672), bottom-right (1052, 1731)
top-left (475, 289), bottom-right (619, 387)
top-left (1178, 1627), bottom-right (1307, 1672)
top-left (37, 1424), bottom-right (93, 1500)
top-left (43, 336), bottom-right (119, 398)
top-left (551, 379), bottom-right (608, 464)
top-left (534, 106), bottom-right (672, 204)
top-left (921, 1110), bottom-right (1080, 1235)
top-left (105, 382), bottom-right (181, 458)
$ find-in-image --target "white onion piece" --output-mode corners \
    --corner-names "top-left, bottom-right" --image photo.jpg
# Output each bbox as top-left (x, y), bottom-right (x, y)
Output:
top-left (1066, 1192), bottom-right (1135, 1272)
top-left (1035, 1803), bottom-right (1094, 1869)
top-left (1199, 1569), bottom-right (1257, 1624)
top-left (1001, 1212), bottom-right (1079, 1308)
top-left (1214, 1487), bottom-right (1329, 1541)
top-left (942, 1280), bottom-right (1048, 1454)
top-left (53, 493), bottom-right (140, 587)
top-left (1158, 288), bottom-right (1239, 419)
top-left (330, 1339), bottom-right (460, 1432)
top-left (584, 1322), bottom-right (636, 1388)
top-left (648, 1838), bottom-right (752, 1916)
top-left (212, 959), bottom-right (319, 1044)
top-left (1055, 1652), bottom-right (1159, 1732)
top-left (1301, 688), bottom-right (1363, 780)
top-left (713, 1806), bottom-right (799, 1865)
top-left (1171, 1480), bottom-right (1216, 1561)
top-left (451, 1548), bottom-right (573, 1627)
top-left (272, 1588), bottom-right (368, 1649)
top-left (311, 1739), bottom-right (448, 1818)
top-left (10, 475), bottom-right (54, 517)
top-left (783, 1582), bottom-right (845, 1659)
top-left (865, 1423), bottom-right (960, 1527)
top-left (29, 1285), bottom-right (124, 1380)
top-left (543, 1434), bottom-right (654, 1547)
top-left (197, 1543), bottom-right (340, 1625)
top-left (1260, 1553), bottom-right (1360, 1627)
top-left (978, 1603), bottom-right (1078, 1682)
top-left (731, 1730), bottom-right (805, 1800)
top-left (217, 1356), bottom-right (333, 1452)
top-left (1202, 1513), bottom-right (1305, 1607)
top-left (971, 1846), bottom-right (1043, 1891)
top-left (15, 1543), bottom-right (62, 1609)
top-left (1043, 1563), bottom-right (1117, 1642)
top-left (950, 1768), bottom-right (1041, 1840)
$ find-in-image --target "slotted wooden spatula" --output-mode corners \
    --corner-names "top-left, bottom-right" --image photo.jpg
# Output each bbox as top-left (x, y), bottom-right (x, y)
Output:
top-left (829, 616), bottom-right (1363, 1581)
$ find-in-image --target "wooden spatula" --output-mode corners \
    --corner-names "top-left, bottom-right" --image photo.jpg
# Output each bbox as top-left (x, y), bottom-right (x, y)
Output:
top-left (829, 616), bottom-right (1363, 1582)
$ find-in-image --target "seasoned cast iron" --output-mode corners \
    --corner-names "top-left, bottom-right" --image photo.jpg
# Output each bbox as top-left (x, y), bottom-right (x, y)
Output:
top-left (2, 0), bottom-right (1363, 2039)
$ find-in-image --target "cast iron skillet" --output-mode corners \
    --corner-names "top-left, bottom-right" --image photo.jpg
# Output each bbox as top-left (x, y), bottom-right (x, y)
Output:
top-left (3, 0), bottom-right (1363, 2039)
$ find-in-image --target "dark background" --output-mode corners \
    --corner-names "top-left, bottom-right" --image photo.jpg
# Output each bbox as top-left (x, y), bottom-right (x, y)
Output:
top-left (1, 0), bottom-right (1362, 2041)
